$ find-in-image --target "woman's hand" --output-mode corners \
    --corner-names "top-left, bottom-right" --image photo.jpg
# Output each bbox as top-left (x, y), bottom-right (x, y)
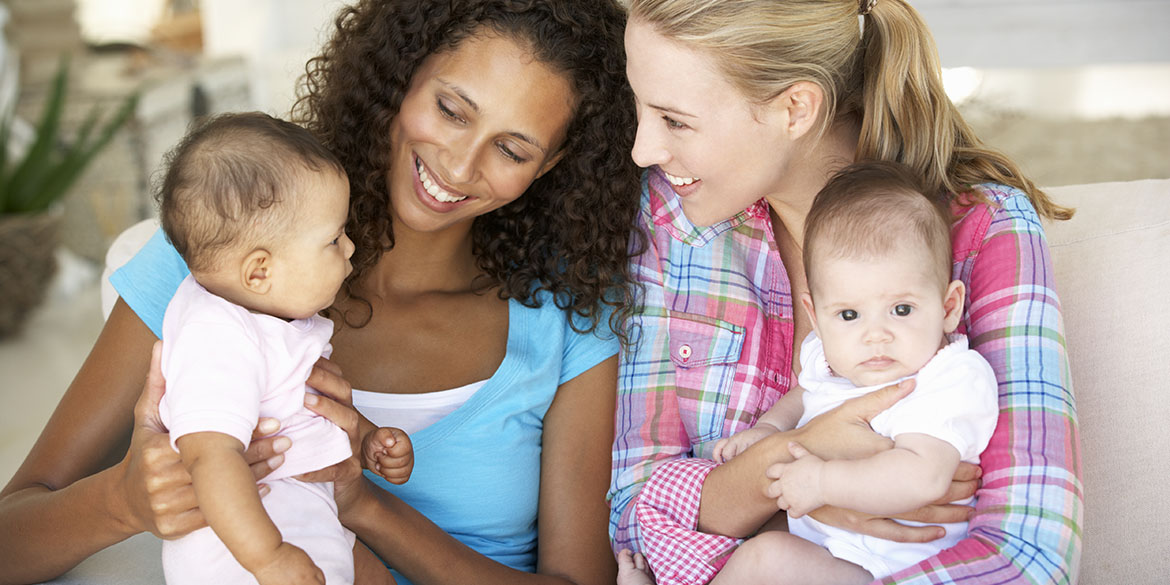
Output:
top-left (299, 357), bottom-right (367, 515)
top-left (118, 341), bottom-right (289, 538)
top-left (798, 459), bottom-right (981, 542)
top-left (782, 379), bottom-right (916, 461)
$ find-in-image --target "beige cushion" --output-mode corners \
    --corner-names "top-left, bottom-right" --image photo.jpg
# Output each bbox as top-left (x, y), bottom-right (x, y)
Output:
top-left (1044, 179), bottom-right (1170, 583)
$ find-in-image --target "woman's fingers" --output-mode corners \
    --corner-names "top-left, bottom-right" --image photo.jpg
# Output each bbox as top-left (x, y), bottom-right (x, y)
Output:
top-left (133, 340), bottom-right (168, 433)
top-left (892, 502), bottom-right (973, 525)
top-left (954, 461), bottom-right (982, 482)
top-left (939, 476), bottom-right (978, 504)
top-left (843, 379), bottom-right (915, 422)
top-left (307, 360), bottom-right (352, 405)
top-left (853, 517), bottom-right (945, 543)
top-left (244, 435), bottom-right (292, 481)
top-left (312, 355), bottom-right (344, 378)
top-left (808, 505), bottom-right (946, 543)
top-left (305, 393), bottom-right (360, 437)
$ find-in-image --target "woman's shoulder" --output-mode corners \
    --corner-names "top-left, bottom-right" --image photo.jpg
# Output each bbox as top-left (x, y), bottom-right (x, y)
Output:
top-left (109, 227), bottom-right (191, 338)
top-left (951, 182), bottom-right (1048, 257)
top-left (512, 292), bottom-right (618, 383)
top-left (956, 183), bottom-right (1045, 226)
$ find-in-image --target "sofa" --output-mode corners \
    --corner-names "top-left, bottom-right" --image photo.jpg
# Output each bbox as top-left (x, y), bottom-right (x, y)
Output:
top-left (43, 178), bottom-right (1170, 584)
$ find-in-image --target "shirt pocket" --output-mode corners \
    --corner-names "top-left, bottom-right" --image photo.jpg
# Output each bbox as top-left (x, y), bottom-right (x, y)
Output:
top-left (667, 311), bottom-right (745, 444)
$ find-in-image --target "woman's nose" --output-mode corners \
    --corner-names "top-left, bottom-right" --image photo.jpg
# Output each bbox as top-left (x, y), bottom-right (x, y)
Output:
top-left (630, 111), bottom-right (669, 169)
top-left (439, 137), bottom-right (480, 185)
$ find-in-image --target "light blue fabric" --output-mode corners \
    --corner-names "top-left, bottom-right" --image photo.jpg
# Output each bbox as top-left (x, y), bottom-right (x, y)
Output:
top-left (111, 228), bottom-right (620, 582)
top-left (109, 228), bottom-right (190, 339)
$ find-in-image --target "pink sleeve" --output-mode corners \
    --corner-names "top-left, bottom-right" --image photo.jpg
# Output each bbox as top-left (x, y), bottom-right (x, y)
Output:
top-left (161, 319), bottom-right (266, 451)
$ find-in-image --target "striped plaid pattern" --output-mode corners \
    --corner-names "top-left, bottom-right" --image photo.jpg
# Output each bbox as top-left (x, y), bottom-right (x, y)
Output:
top-left (609, 171), bottom-right (1083, 585)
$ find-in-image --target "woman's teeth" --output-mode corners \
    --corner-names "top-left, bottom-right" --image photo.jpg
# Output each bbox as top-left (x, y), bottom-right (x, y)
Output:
top-left (664, 170), bottom-right (698, 186)
top-left (417, 159), bottom-right (468, 203)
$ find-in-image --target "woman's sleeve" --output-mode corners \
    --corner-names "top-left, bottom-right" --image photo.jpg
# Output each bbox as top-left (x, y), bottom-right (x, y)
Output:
top-left (608, 208), bottom-right (739, 585)
top-left (108, 227), bottom-right (191, 338)
top-left (889, 193), bottom-right (1083, 584)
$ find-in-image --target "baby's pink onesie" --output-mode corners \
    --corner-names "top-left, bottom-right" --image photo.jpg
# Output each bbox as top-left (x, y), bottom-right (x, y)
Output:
top-left (159, 275), bottom-right (354, 584)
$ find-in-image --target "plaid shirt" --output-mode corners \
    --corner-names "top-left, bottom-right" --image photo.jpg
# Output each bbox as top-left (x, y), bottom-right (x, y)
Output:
top-left (609, 168), bottom-right (1083, 585)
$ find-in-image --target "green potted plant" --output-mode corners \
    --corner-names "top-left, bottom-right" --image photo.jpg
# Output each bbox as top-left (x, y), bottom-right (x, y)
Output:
top-left (0, 58), bottom-right (138, 337)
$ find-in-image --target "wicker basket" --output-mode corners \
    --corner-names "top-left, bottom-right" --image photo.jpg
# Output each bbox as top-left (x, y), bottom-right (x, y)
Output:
top-left (0, 207), bottom-right (63, 338)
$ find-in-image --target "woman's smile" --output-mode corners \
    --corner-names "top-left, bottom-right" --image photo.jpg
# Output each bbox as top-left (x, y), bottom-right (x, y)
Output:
top-left (413, 154), bottom-right (472, 208)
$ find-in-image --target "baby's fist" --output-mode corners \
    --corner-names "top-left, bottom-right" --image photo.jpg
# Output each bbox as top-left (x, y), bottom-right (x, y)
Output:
top-left (362, 427), bottom-right (414, 484)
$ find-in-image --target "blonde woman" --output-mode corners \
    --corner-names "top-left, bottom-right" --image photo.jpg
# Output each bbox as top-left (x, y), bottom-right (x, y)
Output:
top-left (609, 1), bottom-right (1081, 584)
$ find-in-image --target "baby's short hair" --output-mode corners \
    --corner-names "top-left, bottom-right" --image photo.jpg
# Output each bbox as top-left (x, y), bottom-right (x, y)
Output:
top-left (155, 112), bottom-right (343, 273)
top-left (803, 161), bottom-right (953, 291)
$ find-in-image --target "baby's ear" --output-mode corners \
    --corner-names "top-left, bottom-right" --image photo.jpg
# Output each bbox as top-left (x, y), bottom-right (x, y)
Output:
top-left (942, 279), bottom-right (966, 333)
top-left (800, 291), bottom-right (819, 332)
top-left (242, 249), bottom-right (274, 294)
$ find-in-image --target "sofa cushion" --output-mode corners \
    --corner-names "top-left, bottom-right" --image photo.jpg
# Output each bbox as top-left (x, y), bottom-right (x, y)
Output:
top-left (1044, 179), bottom-right (1170, 584)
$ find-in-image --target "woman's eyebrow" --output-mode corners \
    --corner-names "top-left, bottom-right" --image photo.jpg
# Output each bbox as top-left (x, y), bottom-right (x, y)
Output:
top-left (648, 103), bottom-right (696, 119)
top-left (439, 79), bottom-right (549, 154)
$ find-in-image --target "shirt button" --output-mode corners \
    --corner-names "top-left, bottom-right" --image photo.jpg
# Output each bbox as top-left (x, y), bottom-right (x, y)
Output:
top-left (678, 344), bottom-right (693, 360)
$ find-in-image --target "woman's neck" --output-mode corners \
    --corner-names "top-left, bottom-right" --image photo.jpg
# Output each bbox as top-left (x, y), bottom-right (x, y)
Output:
top-left (359, 219), bottom-right (482, 298)
top-left (764, 119), bottom-right (860, 245)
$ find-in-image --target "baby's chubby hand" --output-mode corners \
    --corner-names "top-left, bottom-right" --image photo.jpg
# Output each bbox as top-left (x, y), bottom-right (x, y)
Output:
top-left (765, 442), bottom-right (827, 518)
top-left (252, 542), bottom-right (324, 585)
top-left (711, 424), bottom-right (780, 463)
top-left (361, 427), bottom-right (413, 484)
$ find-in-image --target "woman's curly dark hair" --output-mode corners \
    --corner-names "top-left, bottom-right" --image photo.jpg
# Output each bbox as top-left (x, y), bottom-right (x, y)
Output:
top-left (293, 0), bottom-right (642, 340)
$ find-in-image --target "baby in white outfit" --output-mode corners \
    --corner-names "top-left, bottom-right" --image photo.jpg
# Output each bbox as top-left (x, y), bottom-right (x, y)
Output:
top-left (709, 161), bottom-right (999, 584)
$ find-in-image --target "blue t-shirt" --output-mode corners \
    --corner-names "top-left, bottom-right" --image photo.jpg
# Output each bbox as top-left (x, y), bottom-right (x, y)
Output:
top-left (111, 229), bottom-right (619, 582)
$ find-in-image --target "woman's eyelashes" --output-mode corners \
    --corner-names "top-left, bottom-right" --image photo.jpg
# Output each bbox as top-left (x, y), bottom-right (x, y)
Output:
top-left (436, 97), bottom-right (465, 123)
top-left (662, 114), bottom-right (687, 130)
top-left (435, 96), bottom-right (529, 164)
top-left (496, 143), bottom-right (526, 163)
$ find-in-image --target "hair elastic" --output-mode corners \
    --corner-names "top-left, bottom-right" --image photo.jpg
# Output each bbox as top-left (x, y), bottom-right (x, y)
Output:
top-left (859, 0), bottom-right (877, 16)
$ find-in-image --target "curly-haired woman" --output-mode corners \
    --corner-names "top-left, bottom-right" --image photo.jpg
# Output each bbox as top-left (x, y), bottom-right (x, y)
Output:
top-left (0, 1), bottom-right (639, 584)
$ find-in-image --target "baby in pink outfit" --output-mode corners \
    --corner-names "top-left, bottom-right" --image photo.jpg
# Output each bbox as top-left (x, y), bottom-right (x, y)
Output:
top-left (154, 113), bottom-right (410, 585)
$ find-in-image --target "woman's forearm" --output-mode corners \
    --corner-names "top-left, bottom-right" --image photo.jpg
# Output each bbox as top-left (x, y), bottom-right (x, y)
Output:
top-left (697, 430), bottom-right (797, 537)
top-left (0, 464), bottom-right (137, 585)
top-left (344, 481), bottom-right (579, 585)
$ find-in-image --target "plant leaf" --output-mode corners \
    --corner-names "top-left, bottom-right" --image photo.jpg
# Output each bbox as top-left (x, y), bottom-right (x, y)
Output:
top-left (5, 56), bottom-right (71, 213)
top-left (27, 92), bottom-right (139, 213)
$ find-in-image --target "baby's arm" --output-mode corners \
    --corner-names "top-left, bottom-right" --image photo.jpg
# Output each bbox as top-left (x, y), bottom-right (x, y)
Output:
top-left (176, 432), bottom-right (324, 585)
top-left (770, 432), bottom-right (960, 518)
top-left (713, 387), bottom-right (805, 463)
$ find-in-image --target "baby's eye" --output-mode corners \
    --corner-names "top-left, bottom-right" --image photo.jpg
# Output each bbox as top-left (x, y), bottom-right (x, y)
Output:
top-left (839, 309), bottom-right (858, 321)
top-left (894, 304), bottom-right (913, 316)
top-left (330, 236), bottom-right (340, 245)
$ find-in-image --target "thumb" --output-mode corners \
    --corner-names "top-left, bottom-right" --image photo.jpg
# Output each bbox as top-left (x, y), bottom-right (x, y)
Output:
top-left (134, 340), bottom-right (168, 431)
top-left (787, 441), bottom-right (810, 459)
top-left (848, 378), bottom-right (915, 422)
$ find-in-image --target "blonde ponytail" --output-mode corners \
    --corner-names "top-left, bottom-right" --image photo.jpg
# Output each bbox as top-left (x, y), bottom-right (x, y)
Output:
top-left (857, 0), bottom-right (1072, 219)
top-left (627, 0), bottom-right (1073, 221)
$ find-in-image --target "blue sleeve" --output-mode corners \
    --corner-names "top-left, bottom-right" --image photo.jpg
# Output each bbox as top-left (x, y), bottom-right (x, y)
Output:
top-left (109, 228), bottom-right (191, 339)
top-left (559, 302), bottom-right (619, 385)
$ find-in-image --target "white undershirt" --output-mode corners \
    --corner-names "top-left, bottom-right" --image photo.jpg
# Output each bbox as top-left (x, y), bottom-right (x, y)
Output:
top-left (352, 380), bottom-right (488, 435)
